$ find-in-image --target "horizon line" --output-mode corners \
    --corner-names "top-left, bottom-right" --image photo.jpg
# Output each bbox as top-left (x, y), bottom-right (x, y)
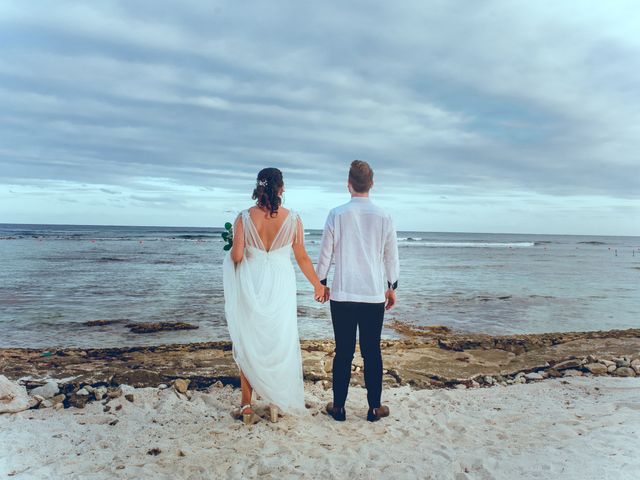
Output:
top-left (1, 222), bottom-right (638, 238)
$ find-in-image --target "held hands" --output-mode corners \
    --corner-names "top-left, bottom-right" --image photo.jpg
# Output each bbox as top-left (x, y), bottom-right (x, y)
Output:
top-left (385, 288), bottom-right (396, 310)
top-left (314, 284), bottom-right (330, 303)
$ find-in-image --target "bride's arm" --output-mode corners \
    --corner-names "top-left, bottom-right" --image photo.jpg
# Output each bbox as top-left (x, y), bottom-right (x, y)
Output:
top-left (230, 214), bottom-right (245, 264)
top-left (292, 217), bottom-right (327, 302)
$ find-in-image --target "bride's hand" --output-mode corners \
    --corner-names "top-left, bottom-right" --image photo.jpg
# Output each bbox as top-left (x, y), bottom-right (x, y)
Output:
top-left (314, 284), bottom-right (327, 303)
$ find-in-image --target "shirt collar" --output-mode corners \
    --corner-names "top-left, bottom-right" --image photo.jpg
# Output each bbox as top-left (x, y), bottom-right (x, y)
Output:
top-left (350, 196), bottom-right (371, 202)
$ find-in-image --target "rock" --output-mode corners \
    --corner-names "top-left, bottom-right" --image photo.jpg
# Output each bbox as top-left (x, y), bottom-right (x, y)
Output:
top-left (586, 354), bottom-right (599, 363)
top-left (630, 358), bottom-right (640, 367)
top-left (76, 388), bottom-right (89, 396)
top-left (324, 359), bottom-right (333, 373)
top-left (615, 358), bottom-right (631, 368)
top-left (84, 385), bottom-right (94, 394)
top-left (53, 402), bottom-right (63, 410)
top-left (0, 375), bottom-right (32, 414)
top-left (84, 319), bottom-right (122, 327)
top-left (540, 371), bottom-right (549, 379)
top-left (514, 376), bottom-right (526, 384)
top-left (546, 369), bottom-right (562, 378)
top-left (600, 359), bottom-right (616, 367)
top-left (470, 380), bottom-right (480, 388)
top-left (107, 387), bottom-right (123, 399)
top-left (112, 370), bottom-right (165, 388)
top-left (454, 384), bottom-right (467, 389)
top-left (562, 369), bottom-right (584, 377)
top-left (174, 379), bottom-right (190, 394)
top-left (50, 394), bottom-right (65, 405)
top-left (32, 394), bottom-right (45, 405)
top-left (584, 363), bottom-right (608, 375)
top-left (483, 375), bottom-right (495, 385)
top-left (67, 392), bottom-right (89, 409)
top-left (307, 370), bottom-right (324, 381)
top-left (29, 381), bottom-right (59, 399)
top-left (158, 384), bottom-right (169, 390)
top-left (125, 394), bottom-right (134, 403)
top-left (94, 387), bottom-right (107, 400)
top-left (632, 365), bottom-right (640, 375)
top-left (613, 367), bottom-right (636, 377)
top-left (524, 372), bottom-right (544, 381)
top-left (128, 322), bottom-right (198, 334)
top-left (607, 365), bottom-right (617, 373)
top-left (553, 359), bottom-right (583, 370)
top-left (41, 400), bottom-right (53, 409)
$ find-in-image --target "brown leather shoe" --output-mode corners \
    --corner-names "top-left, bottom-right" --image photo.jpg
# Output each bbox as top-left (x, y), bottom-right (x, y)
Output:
top-left (325, 402), bottom-right (346, 421)
top-left (367, 405), bottom-right (389, 422)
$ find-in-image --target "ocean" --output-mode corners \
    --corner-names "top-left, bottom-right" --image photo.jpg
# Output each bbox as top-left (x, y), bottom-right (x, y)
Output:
top-left (1, 223), bottom-right (639, 348)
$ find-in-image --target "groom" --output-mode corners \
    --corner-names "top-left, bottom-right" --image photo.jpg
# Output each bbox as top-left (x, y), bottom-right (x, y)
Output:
top-left (316, 160), bottom-right (399, 422)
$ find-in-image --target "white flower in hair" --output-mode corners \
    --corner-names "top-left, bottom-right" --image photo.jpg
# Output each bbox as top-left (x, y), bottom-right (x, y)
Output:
top-left (258, 179), bottom-right (268, 187)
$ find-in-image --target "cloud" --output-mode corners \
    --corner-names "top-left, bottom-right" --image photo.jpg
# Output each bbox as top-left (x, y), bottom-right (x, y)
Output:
top-left (0, 1), bottom-right (639, 232)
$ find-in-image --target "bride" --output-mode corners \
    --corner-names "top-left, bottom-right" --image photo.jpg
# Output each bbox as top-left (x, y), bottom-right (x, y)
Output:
top-left (223, 167), bottom-right (327, 425)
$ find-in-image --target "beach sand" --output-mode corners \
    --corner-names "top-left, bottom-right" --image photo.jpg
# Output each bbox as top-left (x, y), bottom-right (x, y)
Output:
top-left (1, 376), bottom-right (639, 479)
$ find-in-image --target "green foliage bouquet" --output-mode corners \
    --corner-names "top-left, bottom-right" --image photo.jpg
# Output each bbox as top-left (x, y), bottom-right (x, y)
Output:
top-left (221, 222), bottom-right (233, 251)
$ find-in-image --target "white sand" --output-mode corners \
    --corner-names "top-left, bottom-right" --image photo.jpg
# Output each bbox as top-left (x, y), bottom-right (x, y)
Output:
top-left (1, 376), bottom-right (639, 480)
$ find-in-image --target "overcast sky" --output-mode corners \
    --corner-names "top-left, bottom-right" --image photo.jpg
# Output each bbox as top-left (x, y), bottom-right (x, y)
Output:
top-left (1, 1), bottom-right (639, 234)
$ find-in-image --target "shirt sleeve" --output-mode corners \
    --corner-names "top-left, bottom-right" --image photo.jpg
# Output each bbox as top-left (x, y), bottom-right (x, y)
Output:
top-left (383, 215), bottom-right (399, 289)
top-left (315, 211), bottom-right (334, 284)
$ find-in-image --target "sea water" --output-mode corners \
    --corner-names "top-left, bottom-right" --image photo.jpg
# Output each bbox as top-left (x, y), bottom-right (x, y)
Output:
top-left (0, 223), bottom-right (638, 348)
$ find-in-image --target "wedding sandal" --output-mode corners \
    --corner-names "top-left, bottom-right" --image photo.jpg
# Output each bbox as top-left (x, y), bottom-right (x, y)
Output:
top-left (268, 404), bottom-right (280, 423)
top-left (241, 404), bottom-right (260, 425)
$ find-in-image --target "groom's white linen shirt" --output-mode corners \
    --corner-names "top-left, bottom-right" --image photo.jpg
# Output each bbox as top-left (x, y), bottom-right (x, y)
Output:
top-left (316, 197), bottom-right (399, 303)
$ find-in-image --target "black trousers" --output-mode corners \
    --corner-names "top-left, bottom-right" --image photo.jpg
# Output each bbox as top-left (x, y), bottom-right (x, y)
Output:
top-left (330, 300), bottom-right (385, 409)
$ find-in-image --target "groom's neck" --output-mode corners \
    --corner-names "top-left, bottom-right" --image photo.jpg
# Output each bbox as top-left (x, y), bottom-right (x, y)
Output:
top-left (351, 192), bottom-right (369, 198)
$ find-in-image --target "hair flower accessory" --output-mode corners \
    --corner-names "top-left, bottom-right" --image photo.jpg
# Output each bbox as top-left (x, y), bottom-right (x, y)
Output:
top-left (258, 179), bottom-right (268, 187)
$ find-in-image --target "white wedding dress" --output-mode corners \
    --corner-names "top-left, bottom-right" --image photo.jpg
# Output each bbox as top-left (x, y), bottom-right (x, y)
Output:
top-left (222, 209), bottom-right (307, 414)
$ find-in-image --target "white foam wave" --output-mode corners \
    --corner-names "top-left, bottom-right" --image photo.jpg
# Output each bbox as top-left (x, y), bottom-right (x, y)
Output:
top-left (398, 241), bottom-right (535, 248)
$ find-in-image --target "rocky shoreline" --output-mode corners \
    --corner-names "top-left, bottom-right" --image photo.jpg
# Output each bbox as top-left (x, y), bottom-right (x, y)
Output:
top-left (1, 326), bottom-right (639, 413)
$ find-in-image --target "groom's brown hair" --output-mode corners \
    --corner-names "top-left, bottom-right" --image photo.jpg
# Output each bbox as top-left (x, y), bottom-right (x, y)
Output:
top-left (349, 160), bottom-right (374, 193)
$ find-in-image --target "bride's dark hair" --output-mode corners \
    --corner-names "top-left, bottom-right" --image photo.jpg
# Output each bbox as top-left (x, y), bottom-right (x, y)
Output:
top-left (252, 167), bottom-right (284, 217)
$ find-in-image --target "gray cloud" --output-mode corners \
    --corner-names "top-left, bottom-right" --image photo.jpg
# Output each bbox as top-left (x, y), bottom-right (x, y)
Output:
top-left (0, 0), bottom-right (639, 204)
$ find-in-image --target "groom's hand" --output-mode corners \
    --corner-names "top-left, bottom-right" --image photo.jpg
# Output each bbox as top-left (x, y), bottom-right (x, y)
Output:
top-left (385, 288), bottom-right (396, 310)
top-left (323, 287), bottom-right (330, 303)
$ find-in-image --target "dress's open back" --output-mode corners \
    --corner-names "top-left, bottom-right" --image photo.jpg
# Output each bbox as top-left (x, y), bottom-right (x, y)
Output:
top-left (222, 209), bottom-right (306, 414)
